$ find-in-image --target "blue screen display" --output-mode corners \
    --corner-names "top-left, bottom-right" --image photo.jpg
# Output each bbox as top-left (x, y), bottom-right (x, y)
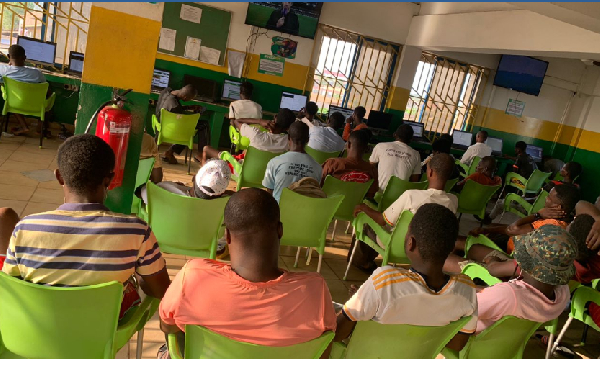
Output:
top-left (493, 55), bottom-right (548, 96)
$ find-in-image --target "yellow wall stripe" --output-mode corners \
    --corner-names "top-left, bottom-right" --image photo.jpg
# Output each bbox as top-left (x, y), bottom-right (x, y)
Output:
top-left (387, 86), bottom-right (410, 111)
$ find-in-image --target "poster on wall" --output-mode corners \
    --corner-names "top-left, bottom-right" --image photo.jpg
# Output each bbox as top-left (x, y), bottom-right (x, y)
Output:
top-left (506, 99), bottom-right (525, 117)
top-left (271, 36), bottom-right (297, 59)
top-left (258, 54), bottom-right (285, 77)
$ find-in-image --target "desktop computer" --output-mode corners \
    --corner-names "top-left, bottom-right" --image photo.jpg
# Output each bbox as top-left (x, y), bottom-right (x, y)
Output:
top-left (184, 74), bottom-right (218, 102)
top-left (17, 36), bottom-right (56, 65)
top-left (526, 145), bottom-right (543, 163)
top-left (486, 137), bottom-right (504, 156)
top-left (328, 105), bottom-right (354, 120)
top-left (67, 52), bottom-right (84, 75)
top-left (403, 120), bottom-right (427, 142)
top-left (280, 92), bottom-right (307, 112)
top-left (222, 80), bottom-right (241, 101)
top-left (367, 110), bottom-right (393, 132)
top-left (151, 68), bottom-right (170, 91)
top-left (452, 130), bottom-right (473, 149)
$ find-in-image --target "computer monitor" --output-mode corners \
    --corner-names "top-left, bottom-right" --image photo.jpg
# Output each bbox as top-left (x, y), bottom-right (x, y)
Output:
top-left (280, 92), bottom-right (307, 112)
top-left (328, 105), bottom-right (354, 120)
top-left (67, 52), bottom-right (84, 74)
top-left (452, 131), bottom-right (473, 148)
top-left (183, 74), bottom-right (218, 102)
top-left (222, 80), bottom-right (241, 101)
top-left (17, 36), bottom-right (56, 65)
top-left (403, 121), bottom-right (424, 138)
top-left (486, 137), bottom-right (504, 154)
top-left (151, 68), bottom-right (170, 90)
top-left (367, 110), bottom-right (393, 130)
top-left (526, 145), bottom-right (544, 163)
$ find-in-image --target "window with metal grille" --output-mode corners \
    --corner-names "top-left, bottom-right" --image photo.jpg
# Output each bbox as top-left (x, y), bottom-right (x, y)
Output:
top-left (404, 51), bottom-right (489, 138)
top-left (0, 2), bottom-right (89, 71)
top-left (305, 24), bottom-right (402, 119)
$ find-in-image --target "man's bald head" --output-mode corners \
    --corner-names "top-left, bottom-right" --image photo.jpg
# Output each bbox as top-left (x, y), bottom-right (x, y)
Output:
top-left (224, 188), bottom-right (280, 234)
top-left (179, 84), bottom-right (198, 101)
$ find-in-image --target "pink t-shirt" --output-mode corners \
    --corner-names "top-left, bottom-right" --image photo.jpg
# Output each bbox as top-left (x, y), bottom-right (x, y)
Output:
top-left (476, 278), bottom-right (570, 333)
top-left (159, 259), bottom-right (337, 347)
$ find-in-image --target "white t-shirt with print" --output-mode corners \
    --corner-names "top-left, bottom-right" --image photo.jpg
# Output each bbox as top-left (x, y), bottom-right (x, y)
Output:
top-left (383, 188), bottom-right (458, 227)
top-left (240, 124), bottom-right (289, 153)
top-left (229, 99), bottom-right (262, 119)
top-left (370, 141), bottom-right (421, 191)
top-left (262, 151), bottom-right (322, 202)
top-left (343, 266), bottom-right (478, 334)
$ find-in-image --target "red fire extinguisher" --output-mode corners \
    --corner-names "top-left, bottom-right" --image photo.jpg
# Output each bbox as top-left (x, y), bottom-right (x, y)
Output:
top-left (85, 89), bottom-right (133, 190)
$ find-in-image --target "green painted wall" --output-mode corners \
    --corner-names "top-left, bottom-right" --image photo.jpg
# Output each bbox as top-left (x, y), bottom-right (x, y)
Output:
top-left (75, 82), bottom-right (149, 214)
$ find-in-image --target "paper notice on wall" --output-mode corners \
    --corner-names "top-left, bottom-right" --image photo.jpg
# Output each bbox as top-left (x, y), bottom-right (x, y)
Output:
top-left (158, 28), bottom-right (176, 52)
top-left (199, 46), bottom-right (221, 65)
top-left (228, 50), bottom-right (245, 78)
top-left (258, 54), bottom-right (285, 77)
top-left (184, 37), bottom-right (202, 60)
top-left (505, 98), bottom-right (525, 117)
top-left (180, 4), bottom-right (202, 23)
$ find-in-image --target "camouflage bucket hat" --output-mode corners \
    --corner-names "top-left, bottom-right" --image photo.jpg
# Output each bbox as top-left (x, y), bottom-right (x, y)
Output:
top-left (513, 224), bottom-right (577, 286)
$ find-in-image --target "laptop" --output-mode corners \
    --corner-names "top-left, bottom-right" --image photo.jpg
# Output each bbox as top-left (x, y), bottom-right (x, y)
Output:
top-left (452, 130), bottom-right (473, 150)
top-left (486, 137), bottom-right (504, 156)
top-left (526, 145), bottom-right (543, 163)
top-left (403, 120), bottom-right (428, 143)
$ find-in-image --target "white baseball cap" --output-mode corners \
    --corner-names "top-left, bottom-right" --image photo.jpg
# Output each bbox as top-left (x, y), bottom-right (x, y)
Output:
top-left (194, 159), bottom-right (231, 197)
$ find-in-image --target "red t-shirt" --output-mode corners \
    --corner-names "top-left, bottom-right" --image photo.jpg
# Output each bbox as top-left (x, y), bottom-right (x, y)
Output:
top-left (465, 172), bottom-right (502, 186)
top-left (321, 157), bottom-right (378, 197)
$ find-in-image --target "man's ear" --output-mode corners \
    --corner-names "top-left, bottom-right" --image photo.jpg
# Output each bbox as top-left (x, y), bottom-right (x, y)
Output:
top-left (406, 235), bottom-right (417, 253)
top-left (225, 228), bottom-right (231, 245)
top-left (277, 221), bottom-right (283, 240)
top-left (103, 172), bottom-right (116, 188)
top-left (55, 169), bottom-right (65, 185)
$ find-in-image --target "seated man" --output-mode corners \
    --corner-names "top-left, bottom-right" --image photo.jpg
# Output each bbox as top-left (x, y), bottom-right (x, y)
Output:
top-left (370, 124), bottom-right (421, 192)
top-left (544, 161), bottom-right (582, 192)
top-left (307, 111), bottom-right (346, 153)
top-left (262, 121), bottom-right (322, 202)
top-left (321, 130), bottom-right (378, 198)
top-left (298, 101), bottom-right (324, 128)
top-left (158, 188), bottom-right (336, 355)
top-left (510, 141), bottom-right (537, 183)
top-left (2, 135), bottom-right (170, 318)
top-left (229, 81), bottom-right (262, 119)
top-left (460, 131), bottom-right (492, 166)
top-left (455, 156), bottom-right (501, 191)
top-left (140, 132), bottom-right (163, 184)
top-left (421, 135), bottom-right (452, 167)
top-left (336, 203), bottom-right (477, 352)
top-left (475, 225), bottom-right (575, 333)
top-left (342, 106), bottom-right (368, 141)
top-left (351, 153), bottom-right (457, 272)
top-left (0, 44), bottom-right (47, 136)
top-left (202, 108), bottom-right (296, 167)
top-left (157, 84), bottom-right (205, 164)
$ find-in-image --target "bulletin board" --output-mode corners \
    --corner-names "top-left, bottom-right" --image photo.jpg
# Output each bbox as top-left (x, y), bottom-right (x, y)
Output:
top-left (158, 2), bottom-right (231, 66)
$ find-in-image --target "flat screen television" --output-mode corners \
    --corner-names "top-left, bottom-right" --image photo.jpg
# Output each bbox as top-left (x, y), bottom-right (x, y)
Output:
top-left (245, 2), bottom-right (323, 39)
top-left (493, 55), bottom-right (549, 96)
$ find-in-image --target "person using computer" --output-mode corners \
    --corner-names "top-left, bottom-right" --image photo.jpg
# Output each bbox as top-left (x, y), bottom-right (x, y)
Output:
top-left (0, 44), bottom-right (47, 136)
top-left (266, 2), bottom-right (300, 36)
top-left (342, 106), bottom-right (368, 141)
top-left (228, 82), bottom-right (262, 120)
top-left (157, 84), bottom-right (206, 165)
top-left (297, 101), bottom-right (323, 128)
top-left (460, 130), bottom-right (492, 166)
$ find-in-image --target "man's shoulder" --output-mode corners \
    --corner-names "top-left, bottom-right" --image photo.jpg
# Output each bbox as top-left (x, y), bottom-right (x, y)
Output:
top-left (284, 270), bottom-right (328, 287)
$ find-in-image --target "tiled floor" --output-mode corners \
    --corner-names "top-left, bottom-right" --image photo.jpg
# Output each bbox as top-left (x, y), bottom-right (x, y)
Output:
top-left (1, 130), bottom-right (598, 359)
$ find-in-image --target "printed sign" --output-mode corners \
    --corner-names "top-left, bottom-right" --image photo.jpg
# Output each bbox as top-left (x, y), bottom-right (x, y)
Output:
top-left (506, 99), bottom-right (525, 118)
top-left (258, 54), bottom-right (285, 77)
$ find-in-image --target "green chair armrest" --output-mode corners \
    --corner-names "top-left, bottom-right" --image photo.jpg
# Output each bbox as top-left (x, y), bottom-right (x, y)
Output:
top-left (362, 198), bottom-right (378, 211)
top-left (114, 296), bottom-right (160, 352)
top-left (464, 234), bottom-right (508, 257)
top-left (441, 347), bottom-right (459, 359)
top-left (167, 333), bottom-right (183, 359)
top-left (353, 212), bottom-right (391, 246)
top-left (544, 318), bottom-right (559, 335)
top-left (593, 279), bottom-right (600, 290)
top-left (329, 342), bottom-right (347, 359)
top-left (44, 92), bottom-right (56, 111)
top-left (504, 193), bottom-right (531, 217)
top-left (456, 161), bottom-right (469, 178)
top-left (152, 115), bottom-right (160, 134)
top-left (1, 84), bottom-right (5, 101)
top-left (219, 151), bottom-right (242, 176)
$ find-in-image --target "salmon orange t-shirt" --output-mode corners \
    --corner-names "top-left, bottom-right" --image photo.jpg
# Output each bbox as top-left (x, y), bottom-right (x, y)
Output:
top-left (159, 259), bottom-right (337, 347)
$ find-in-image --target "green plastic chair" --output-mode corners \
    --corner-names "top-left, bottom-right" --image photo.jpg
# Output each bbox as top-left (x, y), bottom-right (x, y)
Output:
top-left (279, 188), bottom-right (344, 272)
top-left (322, 175), bottom-right (373, 241)
top-left (305, 146), bottom-right (341, 165)
top-left (0, 272), bottom-right (158, 359)
top-left (146, 182), bottom-right (228, 258)
top-left (445, 178), bottom-right (459, 193)
top-left (229, 125), bottom-right (250, 151)
top-left (456, 159), bottom-right (469, 178)
top-left (502, 190), bottom-right (549, 219)
top-left (331, 317), bottom-right (471, 359)
top-left (456, 180), bottom-right (501, 225)
top-left (168, 325), bottom-right (334, 359)
top-left (464, 234), bottom-right (510, 257)
top-left (504, 169), bottom-right (551, 196)
top-left (443, 316), bottom-right (542, 359)
top-left (131, 157), bottom-right (155, 217)
top-left (1, 77), bottom-right (56, 148)
top-left (152, 108), bottom-right (200, 174)
top-left (468, 156), bottom-right (481, 176)
top-left (220, 147), bottom-right (283, 191)
top-left (549, 285), bottom-right (600, 357)
top-left (461, 263), bottom-right (501, 286)
top-left (345, 210), bottom-right (414, 280)
top-left (369, 176), bottom-right (428, 212)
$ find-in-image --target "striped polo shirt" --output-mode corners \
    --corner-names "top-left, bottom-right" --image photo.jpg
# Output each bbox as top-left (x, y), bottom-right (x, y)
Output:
top-left (2, 203), bottom-right (165, 287)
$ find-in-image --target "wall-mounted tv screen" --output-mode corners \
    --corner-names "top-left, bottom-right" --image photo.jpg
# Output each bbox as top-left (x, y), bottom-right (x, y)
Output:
top-left (245, 2), bottom-right (323, 39)
top-left (493, 55), bottom-right (549, 96)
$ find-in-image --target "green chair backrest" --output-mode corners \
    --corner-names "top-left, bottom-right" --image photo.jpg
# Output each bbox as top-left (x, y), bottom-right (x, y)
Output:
top-left (525, 169), bottom-right (552, 194)
top-left (569, 285), bottom-right (600, 332)
top-left (340, 317), bottom-right (471, 359)
top-left (183, 325), bottom-right (334, 358)
top-left (379, 176), bottom-right (428, 211)
top-left (530, 190), bottom-right (549, 214)
top-left (135, 157), bottom-right (155, 189)
top-left (461, 263), bottom-right (501, 286)
top-left (146, 182), bottom-right (229, 258)
top-left (467, 156), bottom-right (481, 176)
top-left (322, 175), bottom-right (373, 222)
top-left (444, 178), bottom-right (459, 193)
top-left (0, 272), bottom-right (122, 359)
top-left (237, 146), bottom-right (283, 190)
top-left (460, 316), bottom-right (542, 359)
top-left (2, 77), bottom-right (50, 120)
top-left (457, 180), bottom-right (501, 218)
top-left (386, 210), bottom-right (414, 264)
top-left (279, 188), bottom-right (344, 251)
top-left (229, 125), bottom-right (251, 151)
top-left (157, 108), bottom-right (200, 148)
top-left (305, 146), bottom-right (341, 165)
